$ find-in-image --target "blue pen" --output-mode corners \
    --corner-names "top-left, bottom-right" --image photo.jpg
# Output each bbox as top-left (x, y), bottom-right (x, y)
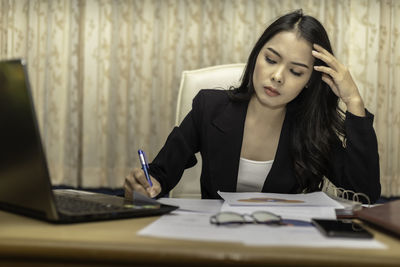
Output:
top-left (138, 149), bottom-right (153, 187)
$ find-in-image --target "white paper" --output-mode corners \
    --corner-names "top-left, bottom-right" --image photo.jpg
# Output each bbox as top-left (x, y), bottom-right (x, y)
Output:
top-left (138, 212), bottom-right (385, 249)
top-left (218, 191), bottom-right (344, 208)
top-left (139, 212), bottom-right (242, 243)
top-left (158, 198), bottom-right (223, 214)
top-left (244, 225), bottom-right (385, 248)
top-left (138, 194), bottom-right (384, 249)
top-left (219, 201), bottom-right (337, 221)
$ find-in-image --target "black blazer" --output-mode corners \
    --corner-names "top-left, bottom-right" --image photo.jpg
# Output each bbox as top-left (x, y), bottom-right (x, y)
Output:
top-left (149, 90), bottom-right (381, 202)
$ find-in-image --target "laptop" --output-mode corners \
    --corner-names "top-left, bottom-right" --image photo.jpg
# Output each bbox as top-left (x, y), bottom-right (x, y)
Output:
top-left (0, 59), bottom-right (177, 223)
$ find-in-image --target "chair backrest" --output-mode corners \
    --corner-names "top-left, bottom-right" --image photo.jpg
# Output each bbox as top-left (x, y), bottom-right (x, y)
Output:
top-left (171, 63), bottom-right (246, 198)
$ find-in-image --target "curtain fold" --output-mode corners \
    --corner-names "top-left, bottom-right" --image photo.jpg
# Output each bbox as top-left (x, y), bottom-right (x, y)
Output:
top-left (1, 0), bottom-right (399, 196)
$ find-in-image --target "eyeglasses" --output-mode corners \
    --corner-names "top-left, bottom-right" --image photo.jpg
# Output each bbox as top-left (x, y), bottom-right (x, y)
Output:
top-left (210, 211), bottom-right (282, 226)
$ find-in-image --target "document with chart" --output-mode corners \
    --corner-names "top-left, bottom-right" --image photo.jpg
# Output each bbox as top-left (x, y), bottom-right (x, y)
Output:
top-left (218, 191), bottom-right (343, 207)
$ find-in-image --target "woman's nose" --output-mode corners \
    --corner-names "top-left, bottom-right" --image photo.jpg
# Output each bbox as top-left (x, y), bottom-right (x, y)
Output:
top-left (271, 67), bottom-right (284, 84)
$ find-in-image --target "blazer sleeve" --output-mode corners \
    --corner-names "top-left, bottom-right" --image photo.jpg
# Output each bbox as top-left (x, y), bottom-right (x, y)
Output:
top-left (148, 91), bottom-right (205, 197)
top-left (327, 109), bottom-right (381, 203)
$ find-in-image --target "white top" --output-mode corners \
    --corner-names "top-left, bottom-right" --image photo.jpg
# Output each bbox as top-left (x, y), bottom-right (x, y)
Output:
top-left (236, 157), bottom-right (273, 192)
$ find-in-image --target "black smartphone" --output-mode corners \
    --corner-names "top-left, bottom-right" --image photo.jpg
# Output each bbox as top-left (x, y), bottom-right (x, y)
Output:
top-left (312, 219), bottom-right (373, 239)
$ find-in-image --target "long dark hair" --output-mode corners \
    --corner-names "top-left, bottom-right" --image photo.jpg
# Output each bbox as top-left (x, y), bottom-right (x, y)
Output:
top-left (229, 9), bottom-right (345, 192)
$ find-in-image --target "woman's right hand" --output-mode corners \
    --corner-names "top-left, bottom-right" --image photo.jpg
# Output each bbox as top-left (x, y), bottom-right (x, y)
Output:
top-left (124, 168), bottom-right (161, 200)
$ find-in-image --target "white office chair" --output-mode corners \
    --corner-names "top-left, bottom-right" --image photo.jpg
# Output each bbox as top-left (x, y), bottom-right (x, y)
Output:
top-left (170, 63), bottom-right (246, 198)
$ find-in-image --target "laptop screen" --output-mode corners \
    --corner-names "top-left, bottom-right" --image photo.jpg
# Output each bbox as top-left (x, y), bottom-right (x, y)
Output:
top-left (0, 59), bottom-right (57, 219)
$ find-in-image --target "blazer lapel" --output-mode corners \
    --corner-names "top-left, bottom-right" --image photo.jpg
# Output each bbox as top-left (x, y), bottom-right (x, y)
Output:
top-left (262, 112), bottom-right (298, 193)
top-left (206, 100), bottom-right (248, 193)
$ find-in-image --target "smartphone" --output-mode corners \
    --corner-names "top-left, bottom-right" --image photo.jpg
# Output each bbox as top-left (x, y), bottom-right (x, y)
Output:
top-left (312, 219), bottom-right (373, 239)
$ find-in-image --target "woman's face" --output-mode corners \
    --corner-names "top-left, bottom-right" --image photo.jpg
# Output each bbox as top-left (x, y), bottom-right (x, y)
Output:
top-left (252, 31), bottom-right (314, 110)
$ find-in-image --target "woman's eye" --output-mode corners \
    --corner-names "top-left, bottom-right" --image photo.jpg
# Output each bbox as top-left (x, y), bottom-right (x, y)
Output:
top-left (265, 56), bottom-right (276, 64)
top-left (291, 69), bottom-right (303, 77)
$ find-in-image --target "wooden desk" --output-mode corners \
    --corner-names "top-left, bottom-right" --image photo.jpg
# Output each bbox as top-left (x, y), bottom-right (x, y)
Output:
top-left (1, 210), bottom-right (400, 267)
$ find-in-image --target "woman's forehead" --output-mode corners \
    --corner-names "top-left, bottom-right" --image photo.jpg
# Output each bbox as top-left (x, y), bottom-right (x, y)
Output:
top-left (262, 31), bottom-right (314, 65)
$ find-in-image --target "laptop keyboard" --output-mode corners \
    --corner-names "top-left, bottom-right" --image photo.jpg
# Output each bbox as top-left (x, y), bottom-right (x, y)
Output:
top-left (54, 194), bottom-right (128, 214)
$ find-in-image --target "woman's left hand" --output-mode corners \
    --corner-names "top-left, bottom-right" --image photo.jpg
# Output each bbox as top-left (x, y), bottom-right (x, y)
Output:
top-left (312, 44), bottom-right (365, 116)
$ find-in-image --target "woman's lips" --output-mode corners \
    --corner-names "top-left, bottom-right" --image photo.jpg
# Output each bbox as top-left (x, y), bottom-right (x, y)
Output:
top-left (264, 86), bottom-right (280, 97)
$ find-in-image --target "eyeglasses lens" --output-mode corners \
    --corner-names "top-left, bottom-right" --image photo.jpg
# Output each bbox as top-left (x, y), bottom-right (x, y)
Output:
top-left (251, 211), bottom-right (281, 223)
top-left (215, 212), bottom-right (244, 224)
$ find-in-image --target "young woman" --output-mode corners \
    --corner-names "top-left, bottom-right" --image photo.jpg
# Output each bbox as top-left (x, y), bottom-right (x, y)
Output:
top-left (124, 10), bottom-right (381, 203)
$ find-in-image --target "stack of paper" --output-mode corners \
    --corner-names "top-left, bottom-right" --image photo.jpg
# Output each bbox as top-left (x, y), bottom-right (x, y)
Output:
top-left (138, 192), bottom-right (385, 249)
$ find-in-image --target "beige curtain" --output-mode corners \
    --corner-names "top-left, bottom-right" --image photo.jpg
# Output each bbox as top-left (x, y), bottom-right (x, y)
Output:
top-left (1, 0), bottom-right (399, 196)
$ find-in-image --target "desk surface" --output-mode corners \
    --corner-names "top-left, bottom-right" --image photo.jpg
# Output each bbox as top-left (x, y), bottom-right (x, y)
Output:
top-left (1, 210), bottom-right (400, 267)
